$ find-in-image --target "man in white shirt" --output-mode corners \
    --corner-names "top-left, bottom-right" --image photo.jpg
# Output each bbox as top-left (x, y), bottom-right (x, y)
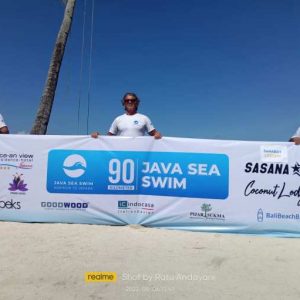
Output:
top-left (289, 127), bottom-right (300, 145)
top-left (91, 92), bottom-right (162, 139)
top-left (0, 113), bottom-right (9, 134)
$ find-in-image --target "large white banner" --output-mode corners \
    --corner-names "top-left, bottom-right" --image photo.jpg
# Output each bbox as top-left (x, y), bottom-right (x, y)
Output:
top-left (1, 135), bottom-right (300, 236)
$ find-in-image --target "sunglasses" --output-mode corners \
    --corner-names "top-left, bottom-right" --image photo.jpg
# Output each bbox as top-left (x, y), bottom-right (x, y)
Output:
top-left (124, 99), bottom-right (137, 103)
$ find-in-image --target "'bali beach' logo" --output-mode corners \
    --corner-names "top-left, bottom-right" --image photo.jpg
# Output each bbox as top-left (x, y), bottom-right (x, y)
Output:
top-left (63, 154), bottom-right (87, 178)
top-left (257, 208), bottom-right (264, 222)
top-left (8, 173), bottom-right (28, 192)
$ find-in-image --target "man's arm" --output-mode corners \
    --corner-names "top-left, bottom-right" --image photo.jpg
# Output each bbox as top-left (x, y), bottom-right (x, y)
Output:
top-left (290, 137), bottom-right (300, 145)
top-left (0, 126), bottom-right (9, 134)
top-left (91, 131), bottom-right (116, 138)
top-left (289, 127), bottom-right (300, 145)
top-left (145, 115), bottom-right (161, 139)
top-left (91, 131), bottom-right (100, 138)
top-left (149, 129), bottom-right (162, 139)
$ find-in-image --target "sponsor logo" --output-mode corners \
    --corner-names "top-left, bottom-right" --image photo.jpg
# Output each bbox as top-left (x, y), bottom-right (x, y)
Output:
top-left (47, 151), bottom-right (93, 193)
top-left (63, 154), bottom-right (87, 178)
top-left (8, 173), bottom-right (28, 194)
top-left (41, 201), bottom-right (88, 210)
top-left (245, 162), bottom-right (289, 175)
top-left (0, 199), bottom-right (21, 209)
top-left (257, 208), bottom-right (264, 222)
top-left (190, 203), bottom-right (225, 221)
top-left (260, 145), bottom-right (288, 162)
top-left (244, 161), bottom-right (300, 205)
top-left (117, 200), bottom-right (155, 215)
top-left (0, 153), bottom-right (34, 170)
top-left (244, 180), bottom-right (300, 206)
top-left (257, 209), bottom-right (300, 222)
top-left (292, 163), bottom-right (300, 176)
top-left (244, 162), bottom-right (300, 177)
top-left (0, 162), bottom-right (33, 170)
top-left (133, 120), bottom-right (139, 125)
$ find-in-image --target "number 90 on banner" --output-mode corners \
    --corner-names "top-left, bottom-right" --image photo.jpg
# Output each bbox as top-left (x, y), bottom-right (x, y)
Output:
top-left (108, 159), bottom-right (135, 185)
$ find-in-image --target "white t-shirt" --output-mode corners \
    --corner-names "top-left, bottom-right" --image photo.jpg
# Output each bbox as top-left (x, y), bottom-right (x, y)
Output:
top-left (0, 114), bottom-right (6, 129)
top-left (109, 113), bottom-right (155, 137)
top-left (291, 127), bottom-right (300, 138)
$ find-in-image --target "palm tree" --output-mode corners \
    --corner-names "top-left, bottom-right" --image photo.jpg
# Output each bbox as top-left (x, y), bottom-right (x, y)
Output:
top-left (31, 0), bottom-right (76, 134)
top-left (201, 203), bottom-right (212, 217)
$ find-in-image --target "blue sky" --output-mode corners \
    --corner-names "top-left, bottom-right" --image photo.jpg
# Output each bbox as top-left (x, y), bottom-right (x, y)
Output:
top-left (0, 0), bottom-right (300, 141)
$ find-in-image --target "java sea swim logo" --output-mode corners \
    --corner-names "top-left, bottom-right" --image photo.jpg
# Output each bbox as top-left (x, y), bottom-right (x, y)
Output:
top-left (62, 154), bottom-right (86, 178)
top-left (47, 151), bottom-right (94, 193)
top-left (138, 152), bottom-right (229, 199)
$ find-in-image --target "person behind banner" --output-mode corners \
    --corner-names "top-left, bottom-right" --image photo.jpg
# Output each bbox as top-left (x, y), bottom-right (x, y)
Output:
top-left (0, 113), bottom-right (9, 134)
top-left (91, 92), bottom-right (162, 139)
top-left (289, 127), bottom-right (300, 145)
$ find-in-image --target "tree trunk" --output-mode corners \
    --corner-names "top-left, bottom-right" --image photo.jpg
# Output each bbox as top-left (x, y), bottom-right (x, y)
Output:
top-left (31, 0), bottom-right (76, 134)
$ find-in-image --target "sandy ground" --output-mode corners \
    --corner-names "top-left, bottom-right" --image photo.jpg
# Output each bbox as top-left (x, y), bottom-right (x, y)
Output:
top-left (0, 222), bottom-right (300, 300)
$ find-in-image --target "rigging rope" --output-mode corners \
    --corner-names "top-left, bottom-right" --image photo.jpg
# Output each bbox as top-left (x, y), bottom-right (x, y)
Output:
top-left (86, 0), bottom-right (95, 134)
top-left (77, 0), bottom-right (87, 134)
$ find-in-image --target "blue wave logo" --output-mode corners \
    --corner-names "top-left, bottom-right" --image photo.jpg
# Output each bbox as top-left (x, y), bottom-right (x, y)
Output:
top-left (63, 155), bottom-right (87, 178)
top-left (63, 162), bottom-right (86, 171)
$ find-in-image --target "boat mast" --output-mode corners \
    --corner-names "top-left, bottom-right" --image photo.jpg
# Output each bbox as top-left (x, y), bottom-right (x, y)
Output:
top-left (31, 0), bottom-right (76, 135)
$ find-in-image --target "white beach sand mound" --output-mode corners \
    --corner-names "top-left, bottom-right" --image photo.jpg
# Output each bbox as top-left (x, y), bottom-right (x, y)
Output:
top-left (1, 222), bottom-right (300, 300)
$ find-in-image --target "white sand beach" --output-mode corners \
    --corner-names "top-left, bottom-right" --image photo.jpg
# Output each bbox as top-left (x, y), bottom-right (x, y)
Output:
top-left (1, 221), bottom-right (300, 300)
